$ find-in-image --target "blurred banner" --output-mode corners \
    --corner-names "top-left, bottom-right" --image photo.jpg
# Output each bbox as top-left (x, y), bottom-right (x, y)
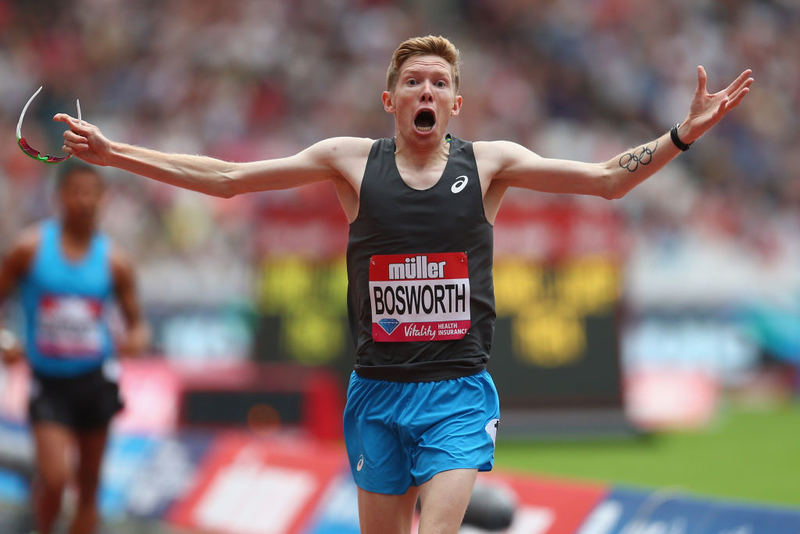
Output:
top-left (167, 433), bottom-right (347, 534)
top-left (254, 190), bottom-right (625, 409)
top-left (578, 488), bottom-right (800, 534)
top-left (2, 414), bottom-right (800, 532)
top-left (0, 360), bottom-right (345, 440)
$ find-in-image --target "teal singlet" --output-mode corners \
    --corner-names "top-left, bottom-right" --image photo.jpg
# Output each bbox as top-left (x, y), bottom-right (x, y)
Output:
top-left (20, 220), bottom-right (115, 377)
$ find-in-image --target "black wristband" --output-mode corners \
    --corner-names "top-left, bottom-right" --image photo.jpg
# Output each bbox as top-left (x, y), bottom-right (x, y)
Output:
top-left (670, 124), bottom-right (692, 151)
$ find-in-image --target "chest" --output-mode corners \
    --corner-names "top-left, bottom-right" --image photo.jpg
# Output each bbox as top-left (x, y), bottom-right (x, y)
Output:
top-left (29, 241), bottom-right (111, 299)
top-left (394, 159), bottom-right (449, 190)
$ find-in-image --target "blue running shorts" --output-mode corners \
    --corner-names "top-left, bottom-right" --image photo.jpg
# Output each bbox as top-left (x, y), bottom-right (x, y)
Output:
top-left (343, 370), bottom-right (500, 495)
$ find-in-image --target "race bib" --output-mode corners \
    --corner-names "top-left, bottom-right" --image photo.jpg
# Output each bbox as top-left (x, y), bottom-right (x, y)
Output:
top-left (369, 252), bottom-right (470, 342)
top-left (35, 294), bottom-right (104, 357)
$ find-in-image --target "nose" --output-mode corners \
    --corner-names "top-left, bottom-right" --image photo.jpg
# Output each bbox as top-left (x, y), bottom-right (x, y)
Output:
top-left (419, 81), bottom-right (434, 103)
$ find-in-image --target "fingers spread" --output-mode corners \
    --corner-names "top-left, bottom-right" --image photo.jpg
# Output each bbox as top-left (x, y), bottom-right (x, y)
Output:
top-left (727, 86), bottom-right (750, 109)
top-left (723, 69), bottom-right (754, 96)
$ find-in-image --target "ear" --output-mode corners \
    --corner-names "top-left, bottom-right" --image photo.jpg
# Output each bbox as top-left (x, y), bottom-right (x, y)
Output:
top-left (382, 91), bottom-right (395, 114)
top-left (450, 94), bottom-right (463, 117)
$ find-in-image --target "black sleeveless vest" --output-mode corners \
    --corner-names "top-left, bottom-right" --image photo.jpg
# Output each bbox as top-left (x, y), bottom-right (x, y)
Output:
top-left (346, 136), bottom-right (495, 382)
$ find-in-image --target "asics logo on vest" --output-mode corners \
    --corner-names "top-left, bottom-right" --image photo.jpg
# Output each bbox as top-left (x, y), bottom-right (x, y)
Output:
top-left (451, 175), bottom-right (468, 193)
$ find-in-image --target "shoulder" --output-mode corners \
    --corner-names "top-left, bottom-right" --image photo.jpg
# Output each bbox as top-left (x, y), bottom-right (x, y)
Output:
top-left (16, 224), bottom-right (43, 250)
top-left (473, 140), bottom-right (541, 161)
top-left (306, 136), bottom-right (375, 161)
top-left (473, 140), bottom-right (543, 180)
top-left (11, 225), bottom-right (43, 262)
top-left (1, 224), bottom-right (43, 278)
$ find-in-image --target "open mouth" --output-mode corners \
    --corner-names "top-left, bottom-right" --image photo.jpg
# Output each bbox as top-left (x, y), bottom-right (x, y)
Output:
top-left (414, 110), bottom-right (436, 132)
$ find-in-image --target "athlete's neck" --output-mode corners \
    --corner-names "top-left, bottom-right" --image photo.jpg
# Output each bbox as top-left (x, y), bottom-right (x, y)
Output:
top-left (61, 218), bottom-right (95, 245)
top-left (394, 134), bottom-right (450, 170)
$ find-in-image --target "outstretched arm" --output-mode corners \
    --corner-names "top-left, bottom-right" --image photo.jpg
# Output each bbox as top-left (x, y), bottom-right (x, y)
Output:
top-left (481, 66), bottom-right (753, 199)
top-left (54, 114), bottom-right (364, 199)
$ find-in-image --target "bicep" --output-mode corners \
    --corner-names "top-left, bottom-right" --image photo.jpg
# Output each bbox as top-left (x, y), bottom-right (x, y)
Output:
top-left (227, 138), bottom-right (355, 196)
top-left (482, 141), bottom-right (611, 198)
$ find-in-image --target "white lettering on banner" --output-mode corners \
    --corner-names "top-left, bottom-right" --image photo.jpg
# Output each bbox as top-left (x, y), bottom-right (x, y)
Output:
top-left (624, 518), bottom-right (688, 534)
top-left (576, 501), bottom-right (623, 534)
top-left (194, 458), bottom-right (317, 534)
top-left (370, 252), bottom-right (471, 342)
top-left (507, 506), bottom-right (556, 534)
top-left (127, 440), bottom-right (195, 516)
top-left (35, 295), bottom-right (103, 356)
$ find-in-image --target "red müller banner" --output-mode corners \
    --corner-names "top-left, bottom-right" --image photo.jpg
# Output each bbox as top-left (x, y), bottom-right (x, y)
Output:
top-left (369, 252), bottom-right (471, 342)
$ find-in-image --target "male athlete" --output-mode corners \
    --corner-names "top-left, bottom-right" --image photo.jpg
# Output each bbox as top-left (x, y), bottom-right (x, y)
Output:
top-left (53, 36), bottom-right (752, 534)
top-left (0, 164), bottom-right (148, 534)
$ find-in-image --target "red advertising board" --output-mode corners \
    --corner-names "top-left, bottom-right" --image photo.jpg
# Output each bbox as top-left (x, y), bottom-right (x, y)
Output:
top-left (167, 433), bottom-right (346, 534)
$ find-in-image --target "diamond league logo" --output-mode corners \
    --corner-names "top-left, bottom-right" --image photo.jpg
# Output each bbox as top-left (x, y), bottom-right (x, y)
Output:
top-left (378, 318), bottom-right (400, 335)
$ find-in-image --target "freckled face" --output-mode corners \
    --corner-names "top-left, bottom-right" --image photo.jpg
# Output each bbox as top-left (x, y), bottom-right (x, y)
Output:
top-left (382, 55), bottom-right (462, 143)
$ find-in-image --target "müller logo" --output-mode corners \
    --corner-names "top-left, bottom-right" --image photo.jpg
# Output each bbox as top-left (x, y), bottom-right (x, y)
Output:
top-left (388, 255), bottom-right (446, 280)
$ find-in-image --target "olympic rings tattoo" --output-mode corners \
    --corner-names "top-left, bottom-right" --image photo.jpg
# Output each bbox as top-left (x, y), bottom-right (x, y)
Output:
top-left (619, 140), bottom-right (658, 172)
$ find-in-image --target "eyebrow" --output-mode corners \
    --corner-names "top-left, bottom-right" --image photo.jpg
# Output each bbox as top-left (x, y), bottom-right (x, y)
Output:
top-left (402, 68), bottom-right (452, 79)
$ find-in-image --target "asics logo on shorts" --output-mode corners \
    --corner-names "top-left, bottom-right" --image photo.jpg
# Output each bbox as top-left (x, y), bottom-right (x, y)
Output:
top-left (451, 175), bottom-right (468, 193)
top-left (357, 454), bottom-right (365, 471)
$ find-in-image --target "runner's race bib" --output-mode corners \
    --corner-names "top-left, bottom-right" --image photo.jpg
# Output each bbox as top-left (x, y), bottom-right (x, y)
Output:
top-left (369, 252), bottom-right (470, 342)
top-left (35, 294), bottom-right (104, 357)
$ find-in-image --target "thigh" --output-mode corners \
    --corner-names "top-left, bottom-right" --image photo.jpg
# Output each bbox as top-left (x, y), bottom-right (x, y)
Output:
top-left (344, 373), bottom-right (413, 494)
top-left (32, 422), bottom-right (74, 489)
top-left (417, 469), bottom-right (478, 534)
top-left (75, 428), bottom-right (109, 497)
top-left (357, 485), bottom-right (419, 534)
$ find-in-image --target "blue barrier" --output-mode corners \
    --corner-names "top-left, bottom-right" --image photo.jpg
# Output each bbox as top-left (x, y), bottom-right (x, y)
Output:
top-left (578, 487), bottom-right (800, 534)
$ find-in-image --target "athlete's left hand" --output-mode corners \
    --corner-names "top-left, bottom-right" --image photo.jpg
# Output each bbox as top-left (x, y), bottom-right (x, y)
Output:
top-left (117, 324), bottom-right (150, 358)
top-left (679, 66), bottom-right (753, 144)
top-left (0, 330), bottom-right (24, 366)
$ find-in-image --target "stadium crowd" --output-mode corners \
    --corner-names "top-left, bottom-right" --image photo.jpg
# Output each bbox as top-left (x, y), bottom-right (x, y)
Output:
top-left (1, 0), bottom-right (798, 314)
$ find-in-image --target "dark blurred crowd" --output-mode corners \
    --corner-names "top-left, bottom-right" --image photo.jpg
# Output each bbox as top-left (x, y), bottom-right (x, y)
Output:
top-left (1, 0), bottom-right (798, 309)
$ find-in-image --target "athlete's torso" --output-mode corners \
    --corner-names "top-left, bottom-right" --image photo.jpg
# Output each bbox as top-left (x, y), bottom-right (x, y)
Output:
top-left (346, 135), bottom-right (495, 382)
top-left (21, 219), bottom-right (115, 377)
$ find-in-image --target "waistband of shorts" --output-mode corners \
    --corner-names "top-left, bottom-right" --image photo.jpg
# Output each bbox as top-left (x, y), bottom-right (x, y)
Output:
top-left (353, 363), bottom-right (486, 383)
top-left (33, 364), bottom-right (106, 384)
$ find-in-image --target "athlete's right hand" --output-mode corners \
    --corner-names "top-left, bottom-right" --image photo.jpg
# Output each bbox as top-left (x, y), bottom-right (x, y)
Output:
top-left (53, 113), bottom-right (112, 167)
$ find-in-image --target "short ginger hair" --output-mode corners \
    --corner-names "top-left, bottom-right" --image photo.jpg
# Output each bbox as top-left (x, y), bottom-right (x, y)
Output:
top-left (387, 35), bottom-right (461, 93)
